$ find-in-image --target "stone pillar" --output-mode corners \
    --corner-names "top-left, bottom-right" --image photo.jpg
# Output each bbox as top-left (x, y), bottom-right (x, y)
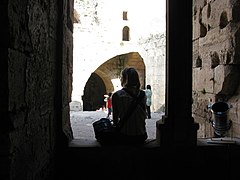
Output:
top-left (156, 0), bottom-right (199, 146)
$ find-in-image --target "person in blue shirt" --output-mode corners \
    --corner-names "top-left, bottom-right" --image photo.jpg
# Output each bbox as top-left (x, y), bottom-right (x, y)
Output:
top-left (145, 84), bottom-right (152, 119)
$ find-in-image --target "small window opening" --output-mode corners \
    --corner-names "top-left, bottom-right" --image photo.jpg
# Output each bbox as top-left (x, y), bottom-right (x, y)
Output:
top-left (122, 26), bottom-right (130, 41)
top-left (123, 11), bottom-right (128, 20)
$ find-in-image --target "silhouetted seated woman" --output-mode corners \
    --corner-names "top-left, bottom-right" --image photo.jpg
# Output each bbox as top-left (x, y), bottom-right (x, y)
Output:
top-left (112, 67), bottom-right (148, 145)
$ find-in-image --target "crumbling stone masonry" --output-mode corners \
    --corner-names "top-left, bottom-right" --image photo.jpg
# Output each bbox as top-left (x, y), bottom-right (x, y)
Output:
top-left (192, 0), bottom-right (240, 138)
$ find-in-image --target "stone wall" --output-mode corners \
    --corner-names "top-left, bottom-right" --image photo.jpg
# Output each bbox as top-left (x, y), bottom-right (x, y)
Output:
top-left (138, 34), bottom-right (166, 112)
top-left (0, 0), bottom-right (73, 179)
top-left (192, 0), bottom-right (240, 138)
top-left (72, 0), bottom-right (166, 112)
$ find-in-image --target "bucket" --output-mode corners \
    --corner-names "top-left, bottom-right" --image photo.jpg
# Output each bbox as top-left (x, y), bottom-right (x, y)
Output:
top-left (211, 102), bottom-right (231, 137)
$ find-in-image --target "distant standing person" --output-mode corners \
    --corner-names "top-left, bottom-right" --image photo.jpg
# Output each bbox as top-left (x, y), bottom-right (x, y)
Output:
top-left (145, 85), bottom-right (152, 119)
top-left (106, 92), bottom-right (112, 118)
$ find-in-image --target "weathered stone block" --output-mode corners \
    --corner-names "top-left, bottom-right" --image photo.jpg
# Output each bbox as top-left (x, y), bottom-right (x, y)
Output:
top-left (193, 67), bottom-right (214, 93)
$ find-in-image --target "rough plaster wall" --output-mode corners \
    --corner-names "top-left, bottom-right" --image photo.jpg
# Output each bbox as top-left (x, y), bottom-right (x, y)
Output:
top-left (0, 0), bottom-right (72, 179)
top-left (192, 0), bottom-right (240, 138)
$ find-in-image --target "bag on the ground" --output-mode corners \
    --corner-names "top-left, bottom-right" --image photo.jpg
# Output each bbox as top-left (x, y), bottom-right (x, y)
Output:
top-left (92, 118), bottom-right (117, 145)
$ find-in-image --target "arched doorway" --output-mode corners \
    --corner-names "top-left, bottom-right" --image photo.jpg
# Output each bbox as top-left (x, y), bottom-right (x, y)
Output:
top-left (82, 73), bottom-right (106, 111)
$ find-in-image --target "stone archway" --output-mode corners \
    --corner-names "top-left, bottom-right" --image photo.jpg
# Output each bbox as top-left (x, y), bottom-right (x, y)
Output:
top-left (82, 73), bottom-right (106, 111)
top-left (72, 51), bottom-right (146, 112)
top-left (81, 52), bottom-right (145, 111)
top-left (94, 52), bottom-right (145, 88)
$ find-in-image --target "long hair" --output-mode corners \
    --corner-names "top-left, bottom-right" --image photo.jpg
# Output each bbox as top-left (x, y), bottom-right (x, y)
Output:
top-left (120, 67), bottom-right (140, 89)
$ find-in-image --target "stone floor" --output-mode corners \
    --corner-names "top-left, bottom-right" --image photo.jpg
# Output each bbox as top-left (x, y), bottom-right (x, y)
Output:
top-left (70, 110), bottom-right (164, 140)
top-left (70, 110), bottom-right (240, 147)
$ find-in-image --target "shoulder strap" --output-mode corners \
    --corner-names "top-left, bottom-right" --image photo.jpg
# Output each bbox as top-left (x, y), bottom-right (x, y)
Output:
top-left (116, 89), bottom-right (145, 129)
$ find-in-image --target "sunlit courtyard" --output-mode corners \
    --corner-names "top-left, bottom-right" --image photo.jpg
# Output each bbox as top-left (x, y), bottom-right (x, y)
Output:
top-left (70, 110), bottom-right (164, 140)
